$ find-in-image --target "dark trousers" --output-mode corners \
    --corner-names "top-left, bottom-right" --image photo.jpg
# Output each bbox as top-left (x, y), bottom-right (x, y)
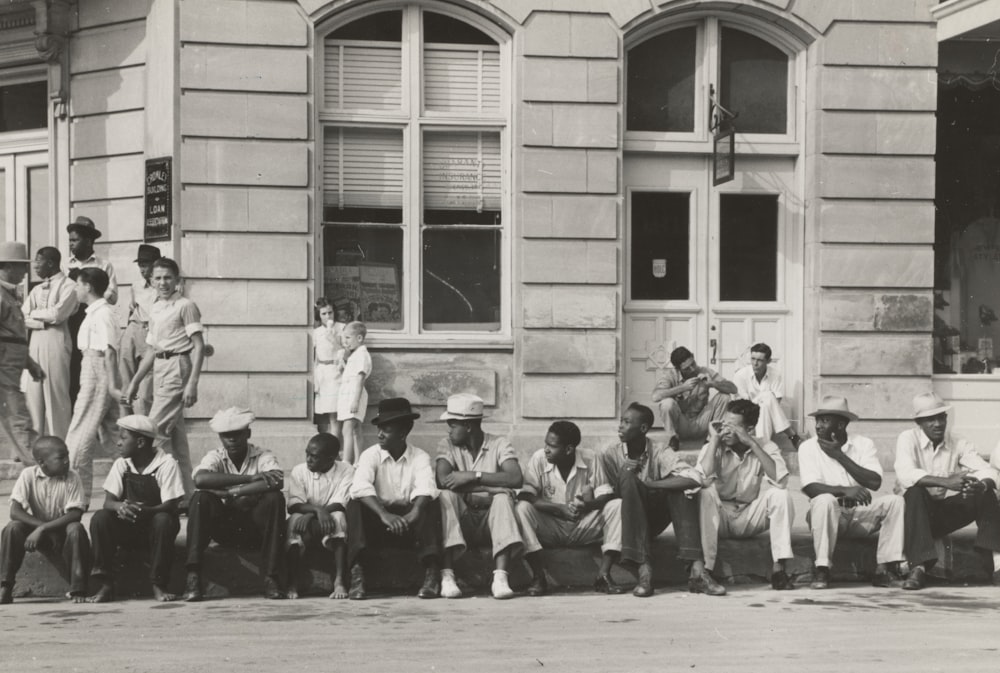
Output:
top-left (904, 486), bottom-right (1000, 566)
top-left (1, 520), bottom-right (90, 594)
top-left (90, 509), bottom-right (180, 588)
top-left (185, 491), bottom-right (286, 578)
top-left (618, 470), bottom-right (704, 566)
top-left (347, 499), bottom-right (442, 568)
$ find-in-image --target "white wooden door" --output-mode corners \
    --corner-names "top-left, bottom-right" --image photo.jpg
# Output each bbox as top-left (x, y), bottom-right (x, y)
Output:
top-left (623, 155), bottom-right (802, 427)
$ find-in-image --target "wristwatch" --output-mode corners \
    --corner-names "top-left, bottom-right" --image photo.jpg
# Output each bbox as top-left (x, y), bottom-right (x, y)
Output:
top-left (475, 471), bottom-right (483, 483)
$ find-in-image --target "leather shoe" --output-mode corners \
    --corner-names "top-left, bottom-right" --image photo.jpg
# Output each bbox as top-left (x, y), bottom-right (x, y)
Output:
top-left (417, 566), bottom-right (439, 599)
top-left (871, 567), bottom-right (897, 588)
top-left (688, 570), bottom-right (726, 596)
top-left (902, 565), bottom-right (926, 591)
top-left (263, 576), bottom-right (286, 600)
top-left (526, 574), bottom-right (548, 597)
top-left (770, 569), bottom-right (793, 591)
top-left (348, 564), bottom-right (367, 600)
top-left (182, 571), bottom-right (203, 602)
top-left (810, 566), bottom-right (830, 590)
top-left (632, 563), bottom-right (654, 598)
top-left (593, 574), bottom-right (625, 595)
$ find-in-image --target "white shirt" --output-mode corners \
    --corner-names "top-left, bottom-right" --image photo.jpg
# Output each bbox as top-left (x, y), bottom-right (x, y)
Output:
top-left (350, 444), bottom-right (437, 506)
top-left (146, 291), bottom-right (203, 353)
top-left (68, 253), bottom-right (118, 304)
top-left (798, 434), bottom-right (882, 491)
top-left (76, 299), bottom-right (121, 352)
top-left (342, 344), bottom-right (372, 381)
top-left (733, 364), bottom-right (784, 402)
top-left (286, 461), bottom-right (354, 510)
top-left (10, 466), bottom-right (87, 521)
top-left (102, 449), bottom-right (185, 503)
top-left (695, 439), bottom-right (788, 504)
top-left (23, 272), bottom-right (78, 331)
top-left (894, 427), bottom-right (997, 499)
top-left (194, 443), bottom-right (282, 479)
top-left (521, 449), bottom-right (594, 504)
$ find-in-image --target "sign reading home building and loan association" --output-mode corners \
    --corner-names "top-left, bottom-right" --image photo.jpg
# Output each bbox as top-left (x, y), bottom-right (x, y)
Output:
top-left (144, 156), bottom-right (172, 242)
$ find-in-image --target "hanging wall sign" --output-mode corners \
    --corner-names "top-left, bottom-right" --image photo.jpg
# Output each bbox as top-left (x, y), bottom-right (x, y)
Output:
top-left (713, 127), bottom-right (735, 186)
top-left (144, 157), bottom-right (172, 242)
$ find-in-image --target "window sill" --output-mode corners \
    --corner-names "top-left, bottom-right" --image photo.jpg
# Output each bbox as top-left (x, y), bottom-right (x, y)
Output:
top-left (366, 334), bottom-right (514, 351)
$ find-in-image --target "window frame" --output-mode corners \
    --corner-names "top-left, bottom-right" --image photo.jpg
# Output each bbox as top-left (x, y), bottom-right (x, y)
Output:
top-left (624, 15), bottom-right (803, 154)
top-left (316, 3), bottom-right (513, 347)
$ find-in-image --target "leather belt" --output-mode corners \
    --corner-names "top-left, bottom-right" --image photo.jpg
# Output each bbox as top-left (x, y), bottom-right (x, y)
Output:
top-left (155, 349), bottom-right (191, 360)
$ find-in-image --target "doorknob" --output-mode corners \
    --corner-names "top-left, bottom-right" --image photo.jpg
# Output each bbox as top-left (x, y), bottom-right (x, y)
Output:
top-left (710, 338), bottom-right (717, 365)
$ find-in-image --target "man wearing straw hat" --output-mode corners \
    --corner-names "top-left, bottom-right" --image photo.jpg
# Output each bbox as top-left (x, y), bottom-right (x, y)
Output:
top-left (895, 392), bottom-right (1000, 589)
top-left (0, 241), bottom-right (42, 463)
top-left (799, 395), bottom-right (905, 590)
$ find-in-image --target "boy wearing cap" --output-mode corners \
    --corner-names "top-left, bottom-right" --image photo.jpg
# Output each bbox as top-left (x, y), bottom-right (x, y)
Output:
top-left (348, 398), bottom-right (443, 600)
top-left (88, 415), bottom-right (184, 602)
top-left (436, 393), bottom-right (524, 599)
top-left (732, 343), bottom-right (801, 447)
top-left (799, 396), bottom-right (905, 590)
top-left (23, 246), bottom-right (78, 439)
top-left (184, 407), bottom-right (286, 601)
top-left (0, 241), bottom-right (42, 463)
top-left (286, 433), bottom-right (354, 599)
top-left (895, 392), bottom-right (1000, 589)
top-left (118, 244), bottom-right (161, 416)
top-left (1, 437), bottom-right (90, 604)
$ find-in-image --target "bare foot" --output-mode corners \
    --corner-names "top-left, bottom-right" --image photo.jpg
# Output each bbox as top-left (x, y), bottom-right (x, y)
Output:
top-left (329, 581), bottom-right (348, 599)
top-left (152, 585), bottom-right (177, 602)
top-left (0, 586), bottom-right (12, 604)
top-left (87, 584), bottom-right (114, 603)
top-left (287, 587), bottom-right (300, 600)
top-left (71, 594), bottom-right (87, 604)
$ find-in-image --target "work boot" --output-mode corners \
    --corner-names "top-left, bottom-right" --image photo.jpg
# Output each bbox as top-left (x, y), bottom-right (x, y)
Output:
top-left (810, 566), bottom-right (830, 590)
top-left (526, 574), bottom-right (548, 597)
top-left (901, 565), bottom-right (926, 591)
top-left (770, 569), bottom-right (793, 591)
top-left (593, 574), bottom-right (625, 595)
top-left (263, 576), bottom-right (286, 600)
top-left (417, 565), bottom-right (440, 599)
top-left (348, 563), bottom-right (367, 600)
top-left (182, 571), bottom-right (203, 602)
top-left (632, 562), bottom-right (654, 598)
top-left (688, 570), bottom-right (726, 596)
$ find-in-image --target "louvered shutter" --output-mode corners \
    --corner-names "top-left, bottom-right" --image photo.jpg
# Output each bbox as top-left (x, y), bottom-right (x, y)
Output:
top-left (423, 131), bottom-right (501, 212)
top-left (323, 127), bottom-right (404, 209)
top-left (424, 44), bottom-right (501, 114)
top-left (324, 39), bottom-right (402, 111)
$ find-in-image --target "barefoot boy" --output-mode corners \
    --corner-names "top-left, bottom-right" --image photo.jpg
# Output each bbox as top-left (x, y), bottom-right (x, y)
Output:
top-left (1, 437), bottom-right (90, 604)
top-left (286, 434), bottom-right (354, 599)
top-left (88, 415), bottom-right (184, 602)
top-left (338, 321), bottom-right (371, 464)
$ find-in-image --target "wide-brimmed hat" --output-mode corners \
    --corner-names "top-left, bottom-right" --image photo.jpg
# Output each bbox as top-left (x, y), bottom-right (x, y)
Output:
top-left (134, 244), bottom-right (162, 263)
top-left (437, 393), bottom-right (487, 421)
top-left (66, 216), bottom-right (102, 240)
top-left (0, 241), bottom-right (30, 264)
top-left (371, 397), bottom-right (420, 426)
top-left (209, 407), bottom-right (256, 433)
top-left (808, 395), bottom-right (859, 422)
top-left (117, 414), bottom-right (166, 441)
top-left (912, 392), bottom-right (951, 420)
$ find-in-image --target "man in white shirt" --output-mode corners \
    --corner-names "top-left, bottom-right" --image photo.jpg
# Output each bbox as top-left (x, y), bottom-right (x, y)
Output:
top-left (895, 392), bottom-right (1000, 589)
top-left (732, 343), bottom-right (801, 446)
top-left (799, 396), bottom-right (904, 590)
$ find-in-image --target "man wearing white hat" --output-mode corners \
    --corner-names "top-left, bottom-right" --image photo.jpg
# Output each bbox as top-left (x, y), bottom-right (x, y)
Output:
top-left (895, 392), bottom-right (1000, 589)
top-left (799, 396), bottom-right (905, 590)
top-left (88, 414), bottom-right (183, 603)
top-left (435, 393), bottom-right (524, 599)
top-left (183, 407), bottom-right (287, 601)
top-left (0, 241), bottom-right (42, 463)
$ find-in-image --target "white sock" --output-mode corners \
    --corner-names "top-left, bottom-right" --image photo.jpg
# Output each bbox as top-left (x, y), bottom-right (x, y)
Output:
top-left (442, 569), bottom-right (456, 579)
top-left (493, 570), bottom-right (508, 579)
top-left (992, 552), bottom-right (1000, 571)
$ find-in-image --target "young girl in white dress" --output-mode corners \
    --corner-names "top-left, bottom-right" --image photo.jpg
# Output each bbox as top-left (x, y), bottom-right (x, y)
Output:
top-left (313, 298), bottom-right (346, 437)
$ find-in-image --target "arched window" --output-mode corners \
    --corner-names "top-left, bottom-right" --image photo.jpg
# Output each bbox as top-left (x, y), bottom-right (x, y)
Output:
top-left (319, 6), bottom-right (509, 339)
top-left (626, 18), bottom-right (796, 140)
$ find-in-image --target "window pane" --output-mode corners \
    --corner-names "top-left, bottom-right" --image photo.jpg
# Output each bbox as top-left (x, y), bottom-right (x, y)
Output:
top-left (424, 12), bottom-right (495, 44)
top-left (630, 192), bottom-right (689, 300)
top-left (719, 194), bottom-right (778, 301)
top-left (423, 130), bottom-right (501, 224)
top-left (0, 81), bottom-right (46, 132)
top-left (627, 27), bottom-right (696, 132)
top-left (323, 224), bottom-right (403, 330)
top-left (423, 228), bottom-right (500, 331)
top-left (423, 12), bottom-right (500, 115)
top-left (28, 166), bottom-right (49, 282)
top-left (323, 127), bottom-right (403, 223)
top-left (325, 11), bottom-right (402, 111)
top-left (719, 27), bottom-right (787, 134)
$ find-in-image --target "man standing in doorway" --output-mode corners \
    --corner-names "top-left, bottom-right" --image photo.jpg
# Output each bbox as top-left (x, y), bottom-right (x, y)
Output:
top-left (652, 346), bottom-right (736, 449)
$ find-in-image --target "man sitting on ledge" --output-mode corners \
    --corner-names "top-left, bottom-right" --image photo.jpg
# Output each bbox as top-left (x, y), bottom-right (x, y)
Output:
top-left (652, 346), bottom-right (736, 450)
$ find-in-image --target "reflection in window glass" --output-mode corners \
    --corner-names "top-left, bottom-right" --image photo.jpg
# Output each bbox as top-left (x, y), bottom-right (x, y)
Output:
top-left (322, 224), bottom-right (404, 330)
top-left (719, 194), bottom-right (778, 301)
top-left (423, 229), bottom-right (500, 331)
top-left (719, 27), bottom-right (787, 134)
top-left (630, 192), bottom-right (689, 300)
top-left (627, 27), bottom-right (696, 132)
top-left (0, 82), bottom-right (46, 133)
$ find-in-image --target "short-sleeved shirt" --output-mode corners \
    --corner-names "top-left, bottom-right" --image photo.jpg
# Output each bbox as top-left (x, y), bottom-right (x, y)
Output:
top-left (653, 366), bottom-right (725, 417)
top-left (894, 428), bottom-right (998, 500)
top-left (68, 253), bottom-right (118, 305)
top-left (287, 461), bottom-right (354, 510)
top-left (102, 449), bottom-right (185, 503)
top-left (130, 281), bottom-right (157, 324)
top-left (593, 438), bottom-right (701, 499)
top-left (77, 299), bottom-right (121, 352)
top-left (10, 466), bottom-right (87, 521)
top-left (733, 364), bottom-right (784, 402)
top-left (521, 449), bottom-right (595, 505)
top-left (798, 434), bottom-right (881, 494)
top-left (342, 344), bottom-right (371, 381)
top-left (436, 433), bottom-right (518, 473)
top-left (350, 444), bottom-right (437, 506)
top-left (193, 443), bottom-right (282, 479)
top-left (695, 439), bottom-right (788, 504)
top-left (146, 291), bottom-right (202, 353)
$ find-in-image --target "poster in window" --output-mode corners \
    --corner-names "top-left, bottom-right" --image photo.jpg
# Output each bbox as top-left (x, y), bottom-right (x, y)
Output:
top-left (144, 157), bottom-right (172, 241)
top-left (324, 266), bottom-right (361, 321)
top-left (358, 263), bottom-right (401, 325)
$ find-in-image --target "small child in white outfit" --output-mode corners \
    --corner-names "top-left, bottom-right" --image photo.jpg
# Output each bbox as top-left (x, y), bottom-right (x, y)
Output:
top-left (338, 321), bottom-right (371, 465)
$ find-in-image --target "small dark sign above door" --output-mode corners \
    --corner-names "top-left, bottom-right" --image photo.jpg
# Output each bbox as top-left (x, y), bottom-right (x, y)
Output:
top-left (144, 156), bottom-right (172, 242)
top-left (713, 128), bottom-right (735, 186)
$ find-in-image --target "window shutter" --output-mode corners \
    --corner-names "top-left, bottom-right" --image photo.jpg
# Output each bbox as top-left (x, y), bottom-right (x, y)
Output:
top-left (423, 131), bottom-right (501, 212)
top-left (323, 127), bottom-right (404, 209)
top-left (324, 39), bottom-right (402, 111)
top-left (424, 44), bottom-right (500, 114)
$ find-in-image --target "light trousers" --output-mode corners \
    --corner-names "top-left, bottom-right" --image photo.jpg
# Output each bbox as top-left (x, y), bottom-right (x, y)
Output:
top-left (806, 493), bottom-right (905, 568)
top-left (66, 352), bottom-right (111, 503)
top-left (515, 499), bottom-right (620, 554)
top-left (750, 391), bottom-right (791, 439)
top-left (439, 490), bottom-right (524, 560)
top-left (148, 355), bottom-right (194, 497)
top-left (700, 483), bottom-right (794, 571)
top-left (659, 394), bottom-right (731, 444)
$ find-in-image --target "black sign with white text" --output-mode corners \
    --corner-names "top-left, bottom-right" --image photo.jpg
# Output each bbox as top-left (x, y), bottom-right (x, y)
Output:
top-left (144, 156), bottom-right (172, 241)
